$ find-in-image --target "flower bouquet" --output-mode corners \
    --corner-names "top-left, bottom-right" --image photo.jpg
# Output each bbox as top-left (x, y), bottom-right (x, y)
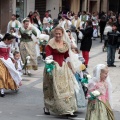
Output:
top-left (39, 40), bottom-right (48, 46)
top-left (88, 90), bottom-right (101, 100)
top-left (45, 59), bottom-right (55, 75)
top-left (88, 90), bottom-right (101, 110)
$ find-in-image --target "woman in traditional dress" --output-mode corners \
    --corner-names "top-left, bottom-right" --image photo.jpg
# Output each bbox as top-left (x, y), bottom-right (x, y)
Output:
top-left (19, 19), bottom-right (38, 75)
top-left (85, 64), bottom-right (115, 120)
top-left (0, 33), bottom-right (22, 97)
top-left (43, 27), bottom-right (78, 117)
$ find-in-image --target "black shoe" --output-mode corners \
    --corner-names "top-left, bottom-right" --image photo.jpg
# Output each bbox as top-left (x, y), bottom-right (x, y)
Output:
top-left (1, 93), bottom-right (5, 97)
top-left (107, 65), bottom-right (111, 67)
top-left (43, 107), bottom-right (50, 115)
top-left (66, 114), bottom-right (77, 118)
top-left (85, 65), bottom-right (88, 68)
top-left (111, 64), bottom-right (116, 67)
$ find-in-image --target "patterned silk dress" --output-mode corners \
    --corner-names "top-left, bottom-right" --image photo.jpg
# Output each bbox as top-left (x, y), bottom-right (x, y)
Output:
top-left (43, 38), bottom-right (77, 115)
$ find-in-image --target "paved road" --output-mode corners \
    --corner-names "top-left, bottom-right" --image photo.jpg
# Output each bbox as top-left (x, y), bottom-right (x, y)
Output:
top-left (0, 38), bottom-right (120, 120)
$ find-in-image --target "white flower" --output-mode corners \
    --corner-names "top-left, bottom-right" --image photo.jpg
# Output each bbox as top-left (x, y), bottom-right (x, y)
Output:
top-left (84, 83), bottom-right (88, 88)
top-left (40, 40), bottom-right (43, 42)
top-left (27, 60), bottom-right (30, 64)
top-left (91, 90), bottom-right (100, 96)
top-left (26, 56), bottom-right (30, 60)
top-left (87, 74), bottom-right (92, 79)
top-left (45, 59), bottom-right (54, 64)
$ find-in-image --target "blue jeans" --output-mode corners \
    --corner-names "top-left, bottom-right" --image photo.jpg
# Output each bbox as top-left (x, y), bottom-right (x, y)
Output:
top-left (107, 45), bottom-right (117, 65)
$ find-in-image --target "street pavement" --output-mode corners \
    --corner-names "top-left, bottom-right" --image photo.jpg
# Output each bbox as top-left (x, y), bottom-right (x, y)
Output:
top-left (0, 38), bottom-right (120, 120)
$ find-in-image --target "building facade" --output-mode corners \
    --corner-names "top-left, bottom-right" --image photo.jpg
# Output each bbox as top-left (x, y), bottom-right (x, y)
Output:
top-left (45, 0), bottom-right (109, 19)
top-left (0, 0), bottom-right (35, 33)
top-left (0, 0), bottom-right (120, 33)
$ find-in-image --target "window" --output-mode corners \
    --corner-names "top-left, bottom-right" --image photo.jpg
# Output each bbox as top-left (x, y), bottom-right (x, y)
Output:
top-left (16, 0), bottom-right (27, 21)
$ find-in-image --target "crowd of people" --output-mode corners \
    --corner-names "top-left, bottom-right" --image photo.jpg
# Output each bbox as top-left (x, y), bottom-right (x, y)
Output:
top-left (0, 9), bottom-right (119, 119)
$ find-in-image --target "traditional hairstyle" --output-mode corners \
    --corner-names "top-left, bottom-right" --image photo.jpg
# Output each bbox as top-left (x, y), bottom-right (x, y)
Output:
top-left (54, 26), bottom-right (64, 33)
top-left (2, 33), bottom-right (16, 41)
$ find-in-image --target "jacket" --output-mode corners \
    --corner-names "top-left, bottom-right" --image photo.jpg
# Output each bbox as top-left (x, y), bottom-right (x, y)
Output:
top-left (107, 30), bottom-right (120, 46)
top-left (80, 26), bottom-right (93, 51)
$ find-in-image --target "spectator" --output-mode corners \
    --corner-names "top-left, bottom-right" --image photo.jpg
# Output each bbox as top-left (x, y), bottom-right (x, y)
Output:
top-left (107, 23), bottom-right (120, 67)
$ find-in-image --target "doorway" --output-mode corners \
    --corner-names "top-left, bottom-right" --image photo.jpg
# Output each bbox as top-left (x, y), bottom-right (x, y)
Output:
top-left (89, 1), bottom-right (97, 13)
top-left (62, 0), bottom-right (71, 13)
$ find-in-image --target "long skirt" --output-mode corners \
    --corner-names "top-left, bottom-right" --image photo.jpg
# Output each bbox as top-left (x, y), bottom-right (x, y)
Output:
top-left (0, 60), bottom-right (17, 90)
top-left (20, 41), bottom-right (38, 70)
top-left (75, 73), bottom-right (86, 108)
top-left (75, 81), bottom-right (86, 108)
top-left (43, 62), bottom-right (77, 115)
top-left (85, 99), bottom-right (115, 120)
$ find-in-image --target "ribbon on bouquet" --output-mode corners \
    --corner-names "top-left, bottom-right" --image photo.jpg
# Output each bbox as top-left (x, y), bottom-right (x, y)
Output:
top-left (45, 63), bottom-right (55, 73)
top-left (81, 77), bottom-right (88, 84)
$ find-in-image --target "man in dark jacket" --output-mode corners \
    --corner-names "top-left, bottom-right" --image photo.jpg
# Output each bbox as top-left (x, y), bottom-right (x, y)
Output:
top-left (107, 23), bottom-right (120, 67)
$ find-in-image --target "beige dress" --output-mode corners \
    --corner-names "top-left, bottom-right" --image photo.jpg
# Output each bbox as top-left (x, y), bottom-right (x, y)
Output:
top-left (43, 38), bottom-right (77, 115)
top-left (19, 27), bottom-right (38, 70)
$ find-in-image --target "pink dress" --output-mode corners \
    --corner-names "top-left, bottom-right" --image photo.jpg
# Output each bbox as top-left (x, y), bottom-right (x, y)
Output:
top-left (88, 82), bottom-right (109, 103)
top-left (85, 81), bottom-right (115, 120)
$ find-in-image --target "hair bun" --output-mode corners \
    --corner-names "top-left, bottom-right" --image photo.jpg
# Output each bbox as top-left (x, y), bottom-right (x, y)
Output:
top-left (5, 33), bottom-right (11, 37)
top-left (2, 33), bottom-right (15, 41)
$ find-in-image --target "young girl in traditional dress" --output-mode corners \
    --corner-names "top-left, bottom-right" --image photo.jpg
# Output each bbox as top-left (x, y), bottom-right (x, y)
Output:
top-left (85, 64), bottom-right (115, 120)
top-left (0, 33), bottom-right (22, 97)
top-left (13, 51), bottom-right (23, 76)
